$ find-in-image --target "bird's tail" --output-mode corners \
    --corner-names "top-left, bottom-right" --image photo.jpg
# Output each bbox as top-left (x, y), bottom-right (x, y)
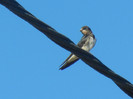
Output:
top-left (59, 54), bottom-right (79, 70)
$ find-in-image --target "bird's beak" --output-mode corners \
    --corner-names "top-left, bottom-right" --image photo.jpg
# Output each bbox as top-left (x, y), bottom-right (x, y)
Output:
top-left (80, 29), bottom-right (82, 32)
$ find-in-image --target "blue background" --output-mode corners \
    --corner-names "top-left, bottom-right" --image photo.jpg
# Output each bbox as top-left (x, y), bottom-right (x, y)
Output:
top-left (0, 0), bottom-right (133, 99)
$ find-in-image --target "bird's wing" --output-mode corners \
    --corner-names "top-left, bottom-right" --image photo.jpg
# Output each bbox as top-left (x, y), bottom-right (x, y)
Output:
top-left (59, 53), bottom-right (73, 67)
top-left (77, 36), bottom-right (86, 47)
top-left (59, 36), bottom-right (85, 70)
top-left (59, 35), bottom-right (96, 70)
top-left (59, 53), bottom-right (79, 70)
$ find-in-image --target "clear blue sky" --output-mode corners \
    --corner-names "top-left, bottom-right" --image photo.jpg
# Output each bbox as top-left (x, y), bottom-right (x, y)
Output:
top-left (0, 0), bottom-right (133, 99)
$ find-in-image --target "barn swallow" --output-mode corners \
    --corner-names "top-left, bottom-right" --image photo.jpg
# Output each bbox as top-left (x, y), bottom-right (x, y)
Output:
top-left (59, 26), bottom-right (96, 70)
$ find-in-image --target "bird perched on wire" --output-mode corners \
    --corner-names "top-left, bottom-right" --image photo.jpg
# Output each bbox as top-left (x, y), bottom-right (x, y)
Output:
top-left (59, 26), bottom-right (96, 70)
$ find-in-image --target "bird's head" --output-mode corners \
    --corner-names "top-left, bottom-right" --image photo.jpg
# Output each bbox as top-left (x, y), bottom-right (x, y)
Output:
top-left (80, 26), bottom-right (92, 35)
